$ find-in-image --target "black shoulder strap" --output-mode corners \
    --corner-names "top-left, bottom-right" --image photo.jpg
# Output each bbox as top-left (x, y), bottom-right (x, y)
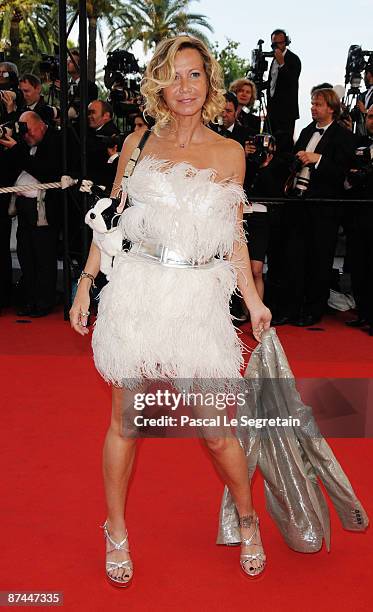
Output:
top-left (123, 129), bottom-right (151, 179)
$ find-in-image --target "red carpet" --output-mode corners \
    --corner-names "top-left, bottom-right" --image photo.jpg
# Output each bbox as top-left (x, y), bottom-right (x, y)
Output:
top-left (0, 308), bottom-right (372, 611)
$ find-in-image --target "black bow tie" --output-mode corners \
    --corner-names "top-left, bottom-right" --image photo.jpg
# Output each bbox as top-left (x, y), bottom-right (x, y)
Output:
top-left (314, 128), bottom-right (324, 135)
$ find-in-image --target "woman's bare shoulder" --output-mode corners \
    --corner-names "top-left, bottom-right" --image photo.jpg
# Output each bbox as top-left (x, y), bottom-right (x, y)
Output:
top-left (204, 131), bottom-right (245, 181)
top-left (123, 128), bottom-right (147, 151)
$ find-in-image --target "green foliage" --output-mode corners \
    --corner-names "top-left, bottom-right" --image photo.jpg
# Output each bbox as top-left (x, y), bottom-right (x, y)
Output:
top-left (212, 39), bottom-right (250, 89)
top-left (108, 0), bottom-right (213, 54)
top-left (0, 0), bottom-right (214, 82)
top-left (0, 1), bottom-right (58, 72)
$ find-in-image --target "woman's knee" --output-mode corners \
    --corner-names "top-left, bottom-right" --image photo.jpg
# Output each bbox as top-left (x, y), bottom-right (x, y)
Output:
top-left (251, 261), bottom-right (263, 280)
top-left (110, 387), bottom-right (137, 436)
top-left (204, 435), bottom-right (234, 454)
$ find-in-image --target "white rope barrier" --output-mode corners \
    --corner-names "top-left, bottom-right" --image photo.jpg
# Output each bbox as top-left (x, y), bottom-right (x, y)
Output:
top-left (0, 176), bottom-right (78, 195)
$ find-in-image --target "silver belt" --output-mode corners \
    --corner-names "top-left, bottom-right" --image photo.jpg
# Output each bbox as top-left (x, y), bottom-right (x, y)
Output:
top-left (128, 242), bottom-right (216, 269)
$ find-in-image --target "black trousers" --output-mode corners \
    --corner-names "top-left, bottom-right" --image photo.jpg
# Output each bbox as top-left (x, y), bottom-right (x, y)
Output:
top-left (0, 216), bottom-right (12, 306)
top-left (276, 205), bottom-right (339, 320)
top-left (16, 219), bottom-right (58, 309)
top-left (350, 210), bottom-right (373, 324)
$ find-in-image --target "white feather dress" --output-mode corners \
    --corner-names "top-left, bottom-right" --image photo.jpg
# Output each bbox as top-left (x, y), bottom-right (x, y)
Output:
top-left (92, 155), bottom-right (247, 388)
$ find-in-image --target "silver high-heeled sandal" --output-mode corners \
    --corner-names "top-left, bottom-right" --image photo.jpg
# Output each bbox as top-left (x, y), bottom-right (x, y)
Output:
top-left (239, 514), bottom-right (266, 578)
top-left (101, 520), bottom-right (133, 588)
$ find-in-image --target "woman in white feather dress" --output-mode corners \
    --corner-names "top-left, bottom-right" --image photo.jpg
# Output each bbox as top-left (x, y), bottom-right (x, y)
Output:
top-left (70, 35), bottom-right (271, 586)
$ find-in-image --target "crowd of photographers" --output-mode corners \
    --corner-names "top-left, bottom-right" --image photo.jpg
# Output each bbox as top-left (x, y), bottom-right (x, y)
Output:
top-left (0, 29), bottom-right (372, 335)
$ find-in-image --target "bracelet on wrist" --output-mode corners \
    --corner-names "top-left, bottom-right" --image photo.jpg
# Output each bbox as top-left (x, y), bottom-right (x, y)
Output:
top-left (77, 271), bottom-right (97, 289)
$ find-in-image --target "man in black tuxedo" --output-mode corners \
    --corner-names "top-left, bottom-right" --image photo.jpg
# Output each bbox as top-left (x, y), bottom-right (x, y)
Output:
top-left (273, 88), bottom-right (357, 327)
top-left (267, 29), bottom-right (301, 152)
top-left (0, 111), bottom-right (62, 316)
top-left (18, 74), bottom-right (59, 125)
top-left (218, 92), bottom-right (251, 147)
top-left (87, 100), bottom-right (120, 188)
top-left (88, 100), bottom-right (119, 137)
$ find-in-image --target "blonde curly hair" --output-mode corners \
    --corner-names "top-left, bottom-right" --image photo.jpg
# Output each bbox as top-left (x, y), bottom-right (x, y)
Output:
top-left (141, 35), bottom-right (226, 133)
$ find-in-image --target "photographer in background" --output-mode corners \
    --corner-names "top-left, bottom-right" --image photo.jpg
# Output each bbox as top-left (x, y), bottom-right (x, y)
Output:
top-left (62, 48), bottom-right (98, 121)
top-left (18, 74), bottom-right (59, 125)
top-left (0, 111), bottom-right (62, 317)
top-left (355, 65), bottom-right (373, 135)
top-left (345, 106), bottom-right (373, 335)
top-left (267, 29), bottom-right (301, 152)
top-left (229, 78), bottom-right (260, 134)
top-left (244, 134), bottom-right (291, 303)
top-left (0, 61), bottom-right (22, 122)
top-left (273, 88), bottom-right (357, 327)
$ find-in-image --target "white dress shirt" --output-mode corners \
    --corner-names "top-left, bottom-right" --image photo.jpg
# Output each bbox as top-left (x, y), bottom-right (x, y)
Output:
top-left (296, 121), bottom-right (333, 186)
top-left (270, 49), bottom-right (287, 98)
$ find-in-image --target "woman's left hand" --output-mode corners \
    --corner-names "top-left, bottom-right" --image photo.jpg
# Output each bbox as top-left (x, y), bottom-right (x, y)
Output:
top-left (249, 302), bottom-right (272, 342)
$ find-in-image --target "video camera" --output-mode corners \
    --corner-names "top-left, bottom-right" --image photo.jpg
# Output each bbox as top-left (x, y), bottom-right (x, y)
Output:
top-left (344, 45), bottom-right (373, 94)
top-left (104, 50), bottom-right (142, 118)
top-left (39, 53), bottom-right (60, 82)
top-left (247, 40), bottom-right (274, 91)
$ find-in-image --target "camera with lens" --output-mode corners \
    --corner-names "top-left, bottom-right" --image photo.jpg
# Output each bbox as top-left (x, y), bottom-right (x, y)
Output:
top-left (0, 120), bottom-right (28, 142)
top-left (0, 69), bottom-right (20, 121)
top-left (246, 133), bottom-right (276, 165)
top-left (247, 39), bottom-right (274, 91)
top-left (104, 50), bottom-right (142, 118)
top-left (284, 156), bottom-right (314, 197)
top-left (39, 54), bottom-right (60, 82)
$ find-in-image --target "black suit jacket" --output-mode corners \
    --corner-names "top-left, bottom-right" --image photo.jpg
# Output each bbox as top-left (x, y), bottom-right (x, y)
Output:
top-left (95, 120), bottom-right (120, 138)
top-left (267, 49), bottom-right (301, 122)
top-left (346, 134), bottom-right (373, 218)
top-left (294, 121), bottom-right (358, 198)
top-left (236, 111), bottom-right (261, 135)
top-left (2, 127), bottom-right (62, 226)
top-left (18, 99), bottom-right (57, 125)
top-left (87, 120), bottom-right (120, 185)
top-left (208, 122), bottom-right (250, 147)
top-left (229, 123), bottom-right (251, 147)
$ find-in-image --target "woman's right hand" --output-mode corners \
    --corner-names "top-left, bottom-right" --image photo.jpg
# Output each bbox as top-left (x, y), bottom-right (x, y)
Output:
top-left (69, 286), bottom-right (91, 336)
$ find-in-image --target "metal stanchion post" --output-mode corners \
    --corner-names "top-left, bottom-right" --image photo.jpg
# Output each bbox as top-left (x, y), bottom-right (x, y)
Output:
top-left (58, 0), bottom-right (71, 320)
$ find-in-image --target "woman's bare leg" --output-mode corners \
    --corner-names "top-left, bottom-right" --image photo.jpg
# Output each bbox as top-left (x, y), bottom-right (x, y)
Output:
top-left (102, 385), bottom-right (142, 581)
top-left (204, 434), bottom-right (264, 571)
top-left (191, 393), bottom-right (264, 571)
